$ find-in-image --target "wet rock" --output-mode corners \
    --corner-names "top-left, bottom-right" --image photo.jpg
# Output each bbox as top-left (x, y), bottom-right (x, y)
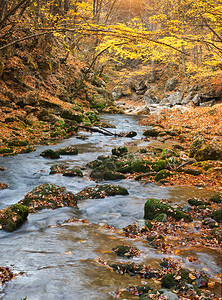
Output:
top-left (194, 144), bottom-right (222, 161)
top-left (160, 149), bottom-right (177, 160)
top-left (189, 137), bottom-right (204, 158)
top-left (161, 290), bottom-right (179, 300)
top-left (154, 169), bottom-right (171, 181)
top-left (125, 131), bottom-right (137, 138)
top-left (19, 183), bottom-right (77, 212)
top-left (210, 209), bottom-right (222, 222)
top-left (50, 164), bottom-right (68, 174)
top-left (188, 198), bottom-right (208, 206)
top-left (143, 128), bottom-right (159, 137)
top-left (103, 171), bottom-right (125, 180)
top-left (161, 274), bottom-right (176, 288)
top-left (61, 109), bottom-right (83, 123)
top-left (57, 146), bottom-right (78, 155)
top-left (152, 160), bottom-right (166, 172)
top-left (63, 168), bottom-right (83, 177)
top-left (209, 194), bottom-right (222, 203)
top-left (112, 244), bottom-right (140, 258)
top-left (75, 184), bottom-right (129, 200)
top-left (144, 198), bottom-right (192, 221)
top-left (112, 146), bottom-right (128, 157)
top-left (40, 149), bottom-right (60, 159)
top-left (0, 204), bottom-right (28, 232)
top-left (203, 218), bottom-right (217, 228)
top-left (179, 167), bottom-right (202, 176)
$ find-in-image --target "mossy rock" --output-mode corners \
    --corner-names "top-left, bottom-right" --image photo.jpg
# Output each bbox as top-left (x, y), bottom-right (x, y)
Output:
top-left (154, 170), bottom-right (171, 181)
top-left (40, 149), bottom-right (60, 159)
top-left (61, 109), bottom-right (83, 122)
top-left (63, 168), bottom-right (83, 177)
top-left (103, 171), bottom-right (125, 180)
top-left (160, 149), bottom-right (177, 160)
top-left (7, 140), bottom-right (28, 147)
top-left (0, 148), bottom-right (13, 154)
top-left (161, 274), bottom-right (176, 289)
top-left (152, 160), bottom-right (166, 172)
top-left (159, 261), bottom-right (169, 268)
top-left (180, 168), bottom-right (202, 176)
top-left (112, 146), bottom-right (128, 157)
top-left (189, 137), bottom-right (204, 158)
top-left (19, 183), bottom-right (77, 212)
top-left (188, 198), bottom-right (207, 206)
top-left (194, 144), bottom-right (222, 161)
top-left (117, 159), bottom-right (151, 174)
top-left (0, 204), bottom-right (28, 232)
top-left (75, 184), bottom-right (129, 200)
top-left (144, 198), bottom-right (192, 222)
top-left (50, 164), bottom-right (68, 174)
top-left (84, 111), bottom-right (99, 123)
top-left (57, 146), bottom-right (78, 155)
top-left (143, 128), bottom-right (159, 137)
top-left (209, 194), bottom-right (222, 203)
top-left (210, 209), bottom-right (222, 222)
top-left (112, 244), bottom-right (140, 258)
top-left (154, 213), bottom-right (167, 222)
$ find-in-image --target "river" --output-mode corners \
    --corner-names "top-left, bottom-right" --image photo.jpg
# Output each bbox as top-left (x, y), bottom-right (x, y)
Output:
top-left (0, 114), bottom-right (220, 299)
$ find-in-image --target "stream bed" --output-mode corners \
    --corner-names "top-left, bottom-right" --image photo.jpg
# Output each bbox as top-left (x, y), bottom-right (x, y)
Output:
top-left (0, 114), bottom-right (220, 299)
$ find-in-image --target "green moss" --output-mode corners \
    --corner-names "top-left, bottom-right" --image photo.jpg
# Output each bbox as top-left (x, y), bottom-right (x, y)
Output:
top-left (7, 140), bottom-right (28, 147)
top-left (144, 198), bottom-right (192, 222)
top-left (40, 149), bottom-right (60, 159)
top-left (143, 129), bottom-right (159, 137)
top-left (0, 204), bottom-right (28, 232)
top-left (160, 149), bottom-right (177, 160)
top-left (0, 148), bottom-right (13, 154)
top-left (154, 170), bottom-right (171, 181)
top-left (159, 261), bottom-right (169, 268)
top-left (152, 160), bottom-right (166, 172)
top-left (209, 194), bottom-right (222, 203)
top-left (161, 274), bottom-right (176, 289)
top-left (57, 146), bottom-right (78, 155)
top-left (84, 111), bottom-right (99, 123)
top-left (112, 146), bottom-right (128, 157)
top-left (194, 144), bottom-right (222, 161)
top-left (188, 198), bottom-right (206, 206)
top-left (63, 168), bottom-right (83, 177)
top-left (210, 209), bottom-right (222, 222)
top-left (189, 137), bottom-right (204, 158)
top-left (103, 171), bottom-right (125, 180)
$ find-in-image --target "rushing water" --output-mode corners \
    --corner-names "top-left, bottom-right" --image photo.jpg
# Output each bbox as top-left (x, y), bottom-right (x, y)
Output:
top-left (0, 114), bottom-right (220, 299)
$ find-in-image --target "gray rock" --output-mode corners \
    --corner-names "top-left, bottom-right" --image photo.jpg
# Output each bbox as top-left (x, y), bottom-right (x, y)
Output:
top-left (168, 92), bottom-right (183, 106)
top-left (199, 100), bottom-right (215, 107)
top-left (181, 91), bottom-right (195, 105)
top-left (192, 94), bottom-right (201, 106)
top-left (165, 77), bottom-right (178, 91)
top-left (160, 290), bottom-right (179, 300)
top-left (144, 91), bottom-right (155, 105)
top-left (112, 86), bottom-right (123, 100)
top-left (159, 97), bottom-right (169, 105)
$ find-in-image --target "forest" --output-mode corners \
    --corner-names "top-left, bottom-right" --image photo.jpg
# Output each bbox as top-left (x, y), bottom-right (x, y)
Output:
top-left (0, 1), bottom-right (222, 300)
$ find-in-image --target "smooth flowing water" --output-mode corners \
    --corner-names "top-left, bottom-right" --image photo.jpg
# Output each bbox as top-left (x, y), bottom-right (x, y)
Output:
top-left (0, 114), bottom-right (220, 299)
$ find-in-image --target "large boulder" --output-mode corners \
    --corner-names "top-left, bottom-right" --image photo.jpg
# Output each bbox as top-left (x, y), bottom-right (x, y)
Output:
top-left (19, 183), bottom-right (78, 213)
top-left (168, 92), bottom-right (183, 106)
top-left (144, 91), bottom-right (155, 105)
top-left (144, 198), bottom-right (192, 221)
